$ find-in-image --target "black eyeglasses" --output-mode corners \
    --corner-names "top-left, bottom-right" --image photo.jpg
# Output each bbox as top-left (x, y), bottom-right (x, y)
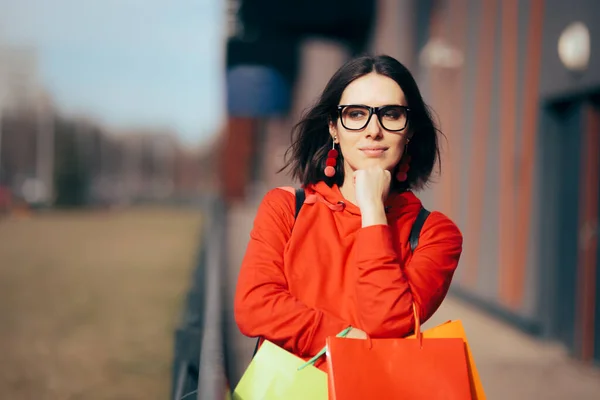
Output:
top-left (336, 104), bottom-right (410, 132)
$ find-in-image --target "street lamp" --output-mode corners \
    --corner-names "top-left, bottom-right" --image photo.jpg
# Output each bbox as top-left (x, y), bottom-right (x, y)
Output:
top-left (558, 21), bottom-right (591, 72)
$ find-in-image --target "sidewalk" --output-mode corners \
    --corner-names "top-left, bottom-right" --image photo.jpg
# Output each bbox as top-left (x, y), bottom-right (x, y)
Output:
top-left (223, 201), bottom-right (600, 399)
top-left (425, 297), bottom-right (600, 399)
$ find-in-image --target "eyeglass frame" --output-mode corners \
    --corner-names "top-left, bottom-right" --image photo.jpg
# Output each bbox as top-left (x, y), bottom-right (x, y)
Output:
top-left (336, 104), bottom-right (411, 132)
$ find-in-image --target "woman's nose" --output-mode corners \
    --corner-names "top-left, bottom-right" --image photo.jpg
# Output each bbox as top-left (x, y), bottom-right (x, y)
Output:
top-left (364, 114), bottom-right (383, 138)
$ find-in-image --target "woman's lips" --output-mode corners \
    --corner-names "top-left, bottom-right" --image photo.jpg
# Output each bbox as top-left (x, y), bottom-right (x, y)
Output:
top-left (360, 147), bottom-right (388, 157)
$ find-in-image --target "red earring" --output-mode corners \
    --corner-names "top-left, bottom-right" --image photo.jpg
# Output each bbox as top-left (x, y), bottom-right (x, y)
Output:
top-left (396, 154), bottom-right (411, 182)
top-left (324, 139), bottom-right (338, 178)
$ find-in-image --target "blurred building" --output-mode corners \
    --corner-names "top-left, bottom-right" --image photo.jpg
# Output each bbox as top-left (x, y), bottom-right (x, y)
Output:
top-left (221, 0), bottom-right (600, 364)
top-left (0, 42), bottom-right (207, 209)
top-left (0, 45), bottom-right (40, 111)
top-left (111, 131), bottom-right (176, 203)
top-left (415, 0), bottom-right (600, 366)
top-left (0, 45), bottom-right (55, 205)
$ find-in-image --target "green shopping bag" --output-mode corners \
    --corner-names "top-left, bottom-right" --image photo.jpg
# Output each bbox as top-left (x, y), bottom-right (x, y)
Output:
top-left (233, 328), bottom-right (351, 400)
top-left (232, 340), bottom-right (326, 399)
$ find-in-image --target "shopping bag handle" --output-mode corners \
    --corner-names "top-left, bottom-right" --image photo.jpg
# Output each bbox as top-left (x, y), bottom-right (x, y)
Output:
top-left (297, 326), bottom-right (353, 371)
top-left (412, 302), bottom-right (423, 347)
top-left (359, 303), bottom-right (423, 346)
top-left (298, 304), bottom-right (422, 370)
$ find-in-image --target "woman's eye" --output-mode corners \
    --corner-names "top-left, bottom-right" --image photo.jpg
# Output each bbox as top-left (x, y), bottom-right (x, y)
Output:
top-left (383, 112), bottom-right (400, 120)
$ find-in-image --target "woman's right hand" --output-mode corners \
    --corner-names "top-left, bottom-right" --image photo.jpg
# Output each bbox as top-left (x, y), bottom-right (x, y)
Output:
top-left (345, 327), bottom-right (368, 339)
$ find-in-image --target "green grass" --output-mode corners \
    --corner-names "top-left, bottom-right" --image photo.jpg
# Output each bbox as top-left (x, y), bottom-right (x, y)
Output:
top-left (0, 207), bottom-right (203, 399)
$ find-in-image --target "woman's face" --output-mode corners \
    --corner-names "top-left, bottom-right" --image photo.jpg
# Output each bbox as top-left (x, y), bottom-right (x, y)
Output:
top-left (329, 72), bottom-right (411, 177)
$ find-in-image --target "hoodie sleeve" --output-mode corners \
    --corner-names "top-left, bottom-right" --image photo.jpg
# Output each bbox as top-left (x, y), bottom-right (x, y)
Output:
top-left (353, 211), bottom-right (463, 337)
top-left (234, 188), bottom-right (349, 357)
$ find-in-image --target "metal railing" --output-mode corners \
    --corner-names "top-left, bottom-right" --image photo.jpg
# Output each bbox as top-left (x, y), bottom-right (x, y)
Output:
top-left (172, 195), bottom-right (231, 400)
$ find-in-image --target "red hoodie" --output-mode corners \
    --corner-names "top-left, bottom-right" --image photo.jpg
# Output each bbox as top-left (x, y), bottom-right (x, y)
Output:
top-left (234, 181), bottom-right (463, 370)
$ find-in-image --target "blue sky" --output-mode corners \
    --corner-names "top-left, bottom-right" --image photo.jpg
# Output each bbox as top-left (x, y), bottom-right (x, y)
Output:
top-left (0, 0), bottom-right (225, 144)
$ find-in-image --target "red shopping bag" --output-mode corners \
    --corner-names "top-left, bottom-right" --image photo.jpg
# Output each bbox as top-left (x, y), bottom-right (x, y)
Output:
top-left (326, 305), bottom-right (472, 400)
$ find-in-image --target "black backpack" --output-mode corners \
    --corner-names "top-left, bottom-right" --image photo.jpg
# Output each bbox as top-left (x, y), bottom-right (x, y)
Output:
top-left (252, 188), bottom-right (430, 356)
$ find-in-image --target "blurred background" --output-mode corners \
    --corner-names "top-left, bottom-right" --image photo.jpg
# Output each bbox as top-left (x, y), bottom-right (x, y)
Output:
top-left (0, 0), bottom-right (599, 399)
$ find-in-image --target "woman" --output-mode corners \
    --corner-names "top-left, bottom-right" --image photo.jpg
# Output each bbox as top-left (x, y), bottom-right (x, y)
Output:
top-left (234, 54), bottom-right (462, 371)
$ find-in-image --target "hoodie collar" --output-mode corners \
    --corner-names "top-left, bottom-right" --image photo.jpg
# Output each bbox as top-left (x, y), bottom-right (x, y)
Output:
top-left (307, 181), bottom-right (422, 217)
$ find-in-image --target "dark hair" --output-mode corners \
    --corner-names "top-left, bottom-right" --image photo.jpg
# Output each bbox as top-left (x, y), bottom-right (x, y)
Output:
top-left (280, 54), bottom-right (442, 192)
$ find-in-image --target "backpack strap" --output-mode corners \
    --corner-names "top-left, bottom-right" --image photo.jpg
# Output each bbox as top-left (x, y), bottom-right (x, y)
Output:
top-left (294, 188), bottom-right (306, 219)
top-left (409, 206), bottom-right (431, 252)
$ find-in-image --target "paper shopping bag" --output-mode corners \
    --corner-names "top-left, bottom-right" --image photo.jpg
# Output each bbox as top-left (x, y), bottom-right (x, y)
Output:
top-left (327, 336), bottom-right (472, 399)
top-left (326, 304), bottom-right (472, 400)
top-left (232, 340), bottom-right (327, 400)
top-left (408, 320), bottom-right (486, 399)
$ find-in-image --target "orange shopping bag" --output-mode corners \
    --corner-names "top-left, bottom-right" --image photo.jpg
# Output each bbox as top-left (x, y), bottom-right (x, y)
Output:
top-left (407, 319), bottom-right (486, 399)
top-left (326, 305), bottom-right (472, 400)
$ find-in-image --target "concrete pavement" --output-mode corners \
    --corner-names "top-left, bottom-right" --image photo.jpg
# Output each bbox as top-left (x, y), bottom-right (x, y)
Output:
top-left (426, 297), bottom-right (600, 399)
top-left (223, 200), bottom-right (600, 399)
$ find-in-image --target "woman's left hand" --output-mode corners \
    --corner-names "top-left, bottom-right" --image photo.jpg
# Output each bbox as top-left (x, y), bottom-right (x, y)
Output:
top-left (345, 327), bottom-right (368, 340)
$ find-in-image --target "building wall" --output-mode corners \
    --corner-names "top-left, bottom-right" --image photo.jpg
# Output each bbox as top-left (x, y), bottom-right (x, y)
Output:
top-left (416, 0), bottom-right (599, 361)
top-left (415, 0), bottom-right (545, 321)
top-left (0, 46), bottom-right (40, 111)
